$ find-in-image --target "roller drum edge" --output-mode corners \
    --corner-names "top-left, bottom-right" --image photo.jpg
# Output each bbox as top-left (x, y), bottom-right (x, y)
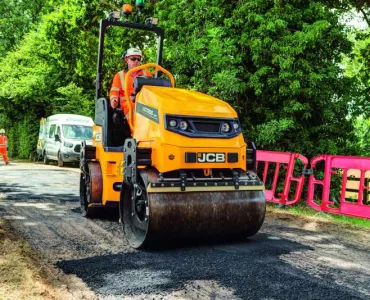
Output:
top-left (122, 172), bottom-right (266, 248)
top-left (148, 190), bottom-right (266, 238)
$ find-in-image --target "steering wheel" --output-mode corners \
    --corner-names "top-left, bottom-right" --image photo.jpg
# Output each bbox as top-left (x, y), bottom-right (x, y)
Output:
top-left (124, 63), bottom-right (175, 132)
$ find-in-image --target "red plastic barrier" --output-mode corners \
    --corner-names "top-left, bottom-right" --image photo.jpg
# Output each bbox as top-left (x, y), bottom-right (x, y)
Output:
top-left (307, 155), bottom-right (370, 219)
top-left (256, 150), bottom-right (308, 205)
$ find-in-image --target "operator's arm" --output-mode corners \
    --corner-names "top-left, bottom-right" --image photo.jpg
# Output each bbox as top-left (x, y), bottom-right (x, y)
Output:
top-left (110, 72), bottom-right (121, 109)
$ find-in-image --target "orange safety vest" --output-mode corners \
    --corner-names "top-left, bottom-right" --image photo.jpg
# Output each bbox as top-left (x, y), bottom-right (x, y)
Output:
top-left (0, 135), bottom-right (7, 148)
top-left (109, 70), bottom-right (151, 117)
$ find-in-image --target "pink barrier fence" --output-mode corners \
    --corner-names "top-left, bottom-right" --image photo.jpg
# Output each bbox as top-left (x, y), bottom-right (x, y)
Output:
top-left (256, 150), bottom-right (308, 205)
top-left (307, 155), bottom-right (370, 219)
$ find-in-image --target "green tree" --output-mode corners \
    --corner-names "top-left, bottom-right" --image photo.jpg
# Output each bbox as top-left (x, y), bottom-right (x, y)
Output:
top-left (345, 29), bottom-right (370, 115)
top-left (0, 0), bottom-right (62, 56)
top-left (0, 0), bottom-right (158, 157)
top-left (353, 117), bottom-right (370, 155)
top-left (157, 0), bottom-right (355, 157)
top-left (327, 0), bottom-right (370, 26)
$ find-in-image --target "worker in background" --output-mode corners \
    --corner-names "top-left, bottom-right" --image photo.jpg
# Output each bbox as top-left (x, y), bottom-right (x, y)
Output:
top-left (109, 47), bottom-right (150, 123)
top-left (0, 129), bottom-right (9, 165)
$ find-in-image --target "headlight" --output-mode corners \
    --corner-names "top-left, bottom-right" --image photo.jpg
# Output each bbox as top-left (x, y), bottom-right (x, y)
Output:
top-left (179, 120), bottom-right (188, 131)
top-left (233, 122), bottom-right (239, 130)
top-left (169, 119), bottom-right (177, 127)
top-left (64, 141), bottom-right (73, 148)
top-left (221, 122), bottom-right (231, 133)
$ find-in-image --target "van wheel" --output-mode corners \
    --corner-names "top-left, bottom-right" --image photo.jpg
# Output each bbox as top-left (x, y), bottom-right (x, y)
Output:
top-left (57, 152), bottom-right (64, 167)
top-left (43, 153), bottom-right (49, 165)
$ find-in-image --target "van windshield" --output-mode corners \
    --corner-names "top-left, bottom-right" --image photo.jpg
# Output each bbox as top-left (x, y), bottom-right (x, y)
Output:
top-left (62, 125), bottom-right (92, 140)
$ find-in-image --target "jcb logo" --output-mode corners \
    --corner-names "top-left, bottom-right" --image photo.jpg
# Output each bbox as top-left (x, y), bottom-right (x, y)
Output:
top-left (197, 153), bottom-right (225, 163)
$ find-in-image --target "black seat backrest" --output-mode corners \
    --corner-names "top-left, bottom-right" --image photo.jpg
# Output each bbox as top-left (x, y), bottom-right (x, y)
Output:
top-left (134, 76), bottom-right (172, 94)
top-left (95, 97), bottom-right (130, 149)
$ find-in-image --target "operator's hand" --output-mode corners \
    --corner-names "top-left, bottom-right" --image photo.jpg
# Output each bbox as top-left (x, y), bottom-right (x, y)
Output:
top-left (110, 96), bottom-right (119, 109)
top-left (131, 71), bottom-right (140, 78)
top-left (112, 108), bottom-right (124, 124)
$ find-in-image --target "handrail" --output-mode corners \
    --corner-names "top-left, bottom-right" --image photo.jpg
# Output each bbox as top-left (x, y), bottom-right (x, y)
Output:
top-left (124, 63), bottom-right (175, 132)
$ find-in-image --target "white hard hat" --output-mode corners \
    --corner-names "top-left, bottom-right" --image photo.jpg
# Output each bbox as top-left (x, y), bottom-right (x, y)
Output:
top-left (123, 48), bottom-right (143, 59)
top-left (0, 129), bottom-right (5, 134)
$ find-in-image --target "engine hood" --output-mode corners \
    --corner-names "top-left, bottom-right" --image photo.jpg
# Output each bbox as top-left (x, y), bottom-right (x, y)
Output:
top-left (136, 86), bottom-right (238, 118)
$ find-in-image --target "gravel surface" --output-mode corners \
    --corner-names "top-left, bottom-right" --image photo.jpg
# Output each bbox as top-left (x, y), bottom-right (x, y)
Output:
top-left (1, 162), bottom-right (370, 299)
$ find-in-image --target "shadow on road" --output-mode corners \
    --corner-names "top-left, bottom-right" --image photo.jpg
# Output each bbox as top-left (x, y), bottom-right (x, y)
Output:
top-left (0, 183), bottom-right (78, 202)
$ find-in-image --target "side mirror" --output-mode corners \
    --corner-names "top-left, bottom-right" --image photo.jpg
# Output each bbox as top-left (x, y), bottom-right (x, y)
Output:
top-left (55, 134), bottom-right (60, 142)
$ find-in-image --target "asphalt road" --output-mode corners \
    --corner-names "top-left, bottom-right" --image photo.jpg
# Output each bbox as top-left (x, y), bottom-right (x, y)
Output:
top-left (1, 162), bottom-right (370, 299)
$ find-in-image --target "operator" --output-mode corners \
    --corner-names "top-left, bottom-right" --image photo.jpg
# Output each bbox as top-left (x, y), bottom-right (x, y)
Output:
top-left (0, 129), bottom-right (9, 165)
top-left (110, 47), bottom-right (151, 122)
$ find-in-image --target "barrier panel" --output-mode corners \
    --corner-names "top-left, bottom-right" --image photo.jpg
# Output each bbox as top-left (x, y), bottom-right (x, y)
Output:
top-left (256, 150), bottom-right (308, 205)
top-left (307, 155), bottom-right (370, 219)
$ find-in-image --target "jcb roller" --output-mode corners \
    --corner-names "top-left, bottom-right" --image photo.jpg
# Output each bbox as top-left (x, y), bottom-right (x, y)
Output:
top-left (80, 4), bottom-right (266, 249)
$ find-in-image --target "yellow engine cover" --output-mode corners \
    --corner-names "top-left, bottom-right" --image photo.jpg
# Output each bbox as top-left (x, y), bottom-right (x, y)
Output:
top-left (133, 86), bottom-right (247, 173)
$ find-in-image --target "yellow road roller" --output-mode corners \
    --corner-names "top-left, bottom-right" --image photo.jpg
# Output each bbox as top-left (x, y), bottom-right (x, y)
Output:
top-left (80, 7), bottom-right (266, 249)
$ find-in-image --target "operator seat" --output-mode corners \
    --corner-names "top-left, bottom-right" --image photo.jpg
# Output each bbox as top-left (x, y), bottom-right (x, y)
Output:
top-left (95, 98), bottom-right (130, 150)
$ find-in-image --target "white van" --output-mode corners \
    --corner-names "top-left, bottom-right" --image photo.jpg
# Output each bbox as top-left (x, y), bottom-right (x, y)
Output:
top-left (38, 114), bottom-right (94, 167)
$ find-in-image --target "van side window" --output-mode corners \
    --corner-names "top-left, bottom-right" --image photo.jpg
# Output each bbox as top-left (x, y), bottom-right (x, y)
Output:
top-left (49, 124), bottom-right (56, 138)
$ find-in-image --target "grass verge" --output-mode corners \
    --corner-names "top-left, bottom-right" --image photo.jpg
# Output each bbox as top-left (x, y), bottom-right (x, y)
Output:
top-left (0, 218), bottom-right (59, 299)
top-left (0, 218), bottom-right (95, 300)
top-left (267, 202), bottom-right (370, 228)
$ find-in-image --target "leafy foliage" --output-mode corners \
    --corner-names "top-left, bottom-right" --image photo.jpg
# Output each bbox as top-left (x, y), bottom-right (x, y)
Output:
top-left (353, 117), bottom-right (370, 155)
top-left (327, 0), bottom-right (370, 26)
top-left (344, 29), bottom-right (370, 117)
top-left (0, 0), bottom-right (61, 56)
top-left (157, 0), bottom-right (356, 157)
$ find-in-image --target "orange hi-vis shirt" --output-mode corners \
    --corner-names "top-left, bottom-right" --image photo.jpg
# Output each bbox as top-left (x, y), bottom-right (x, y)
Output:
top-left (0, 135), bottom-right (7, 148)
top-left (109, 69), bottom-right (151, 116)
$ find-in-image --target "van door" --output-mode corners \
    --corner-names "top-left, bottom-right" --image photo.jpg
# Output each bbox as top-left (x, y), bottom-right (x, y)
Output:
top-left (37, 118), bottom-right (47, 156)
top-left (46, 124), bottom-right (56, 158)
